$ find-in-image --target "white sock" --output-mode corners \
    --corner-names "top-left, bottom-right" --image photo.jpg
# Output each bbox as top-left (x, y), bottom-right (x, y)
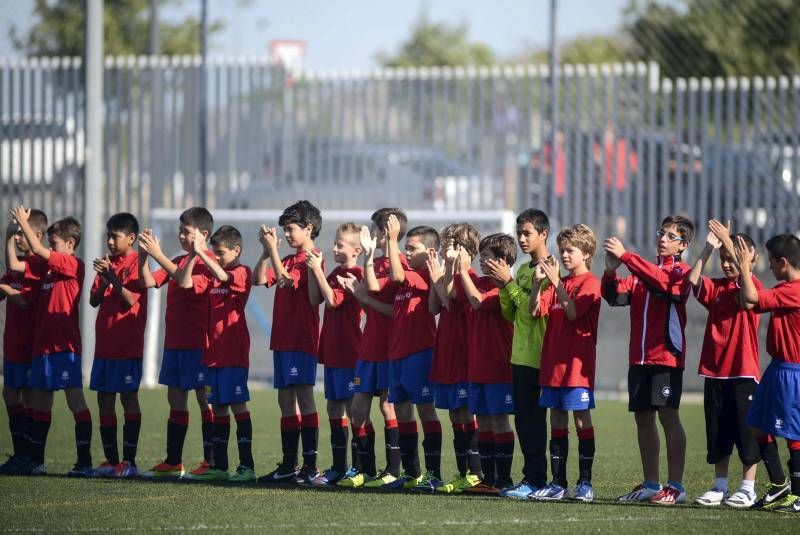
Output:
top-left (740, 479), bottom-right (755, 494)
top-left (714, 477), bottom-right (728, 492)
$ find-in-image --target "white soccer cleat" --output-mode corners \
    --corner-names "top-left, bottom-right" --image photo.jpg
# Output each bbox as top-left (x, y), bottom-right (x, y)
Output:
top-left (695, 487), bottom-right (728, 506)
top-left (618, 483), bottom-right (660, 502)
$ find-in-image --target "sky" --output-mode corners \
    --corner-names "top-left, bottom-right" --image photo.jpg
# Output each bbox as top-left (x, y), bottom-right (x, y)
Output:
top-left (1, 0), bottom-right (633, 69)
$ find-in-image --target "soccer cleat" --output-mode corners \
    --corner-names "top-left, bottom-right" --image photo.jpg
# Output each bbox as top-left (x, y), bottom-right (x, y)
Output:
top-left (437, 472), bottom-right (481, 494)
top-left (0, 456), bottom-right (32, 476)
top-left (229, 465), bottom-right (257, 482)
top-left (30, 463), bottom-right (47, 476)
top-left (462, 482), bottom-right (501, 495)
top-left (411, 470), bottom-right (444, 494)
top-left (184, 467), bottom-right (229, 481)
top-left (310, 468), bottom-right (345, 486)
top-left (724, 488), bottom-right (756, 509)
top-left (67, 463), bottom-right (95, 478)
top-left (695, 487), bottom-right (728, 506)
top-left (187, 460), bottom-right (212, 477)
top-left (294, 464), bottom-right (321, 485)
top-left (531, 482), bottom-right (567, 501)
top-left (769, 493), bottom-right (799, 513)
top-left (381, 472), bottom-right (422, 491)
top-left (574, 480), bottom-right (594, 502)
top-left (337, 467), bottom-right (367, 488)
top-left (362, 470), bottom-right (396, 488)
top-left (142, 461), bottom-right (185, 479)
top-left (257, 463), bottom-right (299, 484)
top-left (0, 455), bottom-right (21, 475)
top-left (650, 485), bottom-right (687, 505)
top-left (500, 480), bottom-right (539, 499)
top-left (752, 480), bottom-right (791, 510)
top-left (618, 483), bottom-right (661, 502)
top-left (93, 461), bottom-right (118, 478)
top-left (114, 461), bottom-right (138, 479)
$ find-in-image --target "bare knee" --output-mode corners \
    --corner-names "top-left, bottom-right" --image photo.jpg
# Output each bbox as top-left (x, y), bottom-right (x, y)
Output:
top-left (65, 388), bottom-right (88, 414)
top-left (120, 392), bottom-right (140, 414)
top-left (416, 403), bottom-right (438, 422)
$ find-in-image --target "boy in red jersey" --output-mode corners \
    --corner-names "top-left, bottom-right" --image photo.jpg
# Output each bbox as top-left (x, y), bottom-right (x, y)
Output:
top-left (89, 213), bottom-right (147, 479)
top-left (427, 223), bottom-right (482, 494)
top-left (138, 207), bottom-right (215, 478)
top-left (603, 214), bottom-right (694, 505)
top-left (0, 209), bottom-right (47, 475)
top-left (305, 223), bottom-right (363, 485)
top-left (689, 220), bottom-right (763, 508)
top-left (381, 215), bottom-right (442, 491)
top-left (254, 200), bottom-right (323, 484)
top-left (336, 209), bottom-right (406, 489)
top-left (179, 225), bottom-right (255, 482)
top-left (737, 233), bottom-right (800, 513)
top-left (530, 224), bottom-right (601, 502)
top-left (455, 233), bottom-right (517, 495)
top-left (10, 206), bottom-right (93, 476)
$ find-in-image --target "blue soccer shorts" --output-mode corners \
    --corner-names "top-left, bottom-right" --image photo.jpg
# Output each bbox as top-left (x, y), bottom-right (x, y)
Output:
top-left (388, 349), bottom-right (434, 405)
top-left (3, 361), bottom-right (31, 389)
top-left (90, 358), bottom-right (142, 393)
top-left (747, 360), bottom-right (800, 441)
top-left (469, 382), bottom-right (514, 415)
top-left (353, 359), bottom-right (390, 394)
top-left (539, 386), bottom-right (596, 411)
top-left (159, 349), bottom-right (205, 390)
top-left (204, 366), bottom-right (250, 406)
top-left (30, 352), bottom-right (82, 391)
top-left (433, 382), bottom-right (470, 411)
top-left (273, 351), bottom-right (317, 389)
top-left (324, 366), bottom-right (356, 401)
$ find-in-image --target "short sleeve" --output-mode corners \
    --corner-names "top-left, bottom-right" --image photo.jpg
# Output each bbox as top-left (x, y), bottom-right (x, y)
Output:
top-left (757, 283), bottom-right (800, 312)
top-left (692, 275), bottom-right (718, 308)
top-left (478, 279), bottom-right (501, 311)
top-left (91, 273), bottom-right (103, 293)
top-left (405, 268), bottom-right (430, 291)
top-left (262, 266), bottom-right (278, 287)
top-left (227, 265), bottom-right (251, 295)
top-left (47, 251), bottom-right (79, 278)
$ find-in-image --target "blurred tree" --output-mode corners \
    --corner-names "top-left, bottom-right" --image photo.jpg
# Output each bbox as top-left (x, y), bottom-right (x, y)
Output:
top-left (376, 5), bottom-right (495, 67)
top-left (10, 0), bottom-right (224, 56)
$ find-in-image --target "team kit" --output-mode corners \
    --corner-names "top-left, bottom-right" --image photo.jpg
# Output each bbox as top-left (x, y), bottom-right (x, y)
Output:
top-left (1, 200), bottom-right (799, 513)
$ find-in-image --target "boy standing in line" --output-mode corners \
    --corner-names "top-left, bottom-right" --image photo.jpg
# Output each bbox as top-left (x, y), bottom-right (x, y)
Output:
top-left (89, 213), bottom-right (147, 478)
top-left (603, 215), bottom-right (694, 505)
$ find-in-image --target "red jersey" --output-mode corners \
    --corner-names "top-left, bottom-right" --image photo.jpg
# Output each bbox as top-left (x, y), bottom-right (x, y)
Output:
top-left (359, 256), bottom-right (406, 363)
top-left (430, 270), bottom-right (472, 384)
top-left (1, 258), bottom-right (46, 363)
top-left (457, 275), bottom-right (514, 384)
top-left (93, 252), bottom-right (148, 360)
top-left (602, 253), bottom-right (691, 368)
top-left (153, 254), bottom-right (211, 350)
top-left (388, 266), bottom-right (436, 360)
top-left (539, 272), bottom-right (601, 388)
top-left (318, 265), bottom-right (363, 369)
top-left (203, 264), bottom-right (251, 368)
top-left (263, 250), bottom-right (321, 356)
top-left (694, 275), bottom-right (762, 380)
top-left (757, 279), bottom-right (800, 365)
top-left (27, 252), bottom-right (84, 356)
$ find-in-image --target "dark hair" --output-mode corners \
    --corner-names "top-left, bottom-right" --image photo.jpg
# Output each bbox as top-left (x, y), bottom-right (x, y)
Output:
top-left (48, 217), bottom-right (82, 247)
top-left (371, 207), bottom-right (408, 241)
top-left (732, 232), bottom-right (756, 252)
top-left (441, 222), bottom-right (481, 259)
top-left (407, 225), bottom-right (440, 251)
top-left (210, 225), bottom-right (243, 251)
top-left (28, 209), bottom-right (48, 233)
top-left (765, 233), bottom-right (800, 269)
top-left (279, 200), bottom-right (322, 239)
top-left (516, 209), bottom-right (550, 236)
top-left (106, 212), bottom-right (139, 235)
top-left (661, 214), bottom-right (695, 243)
top-left (479, 233), bottom-right (517, 265)
top-left (179, 207), bottom-right (214, 234)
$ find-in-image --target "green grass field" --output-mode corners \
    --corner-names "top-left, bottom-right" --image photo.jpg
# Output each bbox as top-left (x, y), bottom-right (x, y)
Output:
top-left (0, 389), bottom-right (795, 533)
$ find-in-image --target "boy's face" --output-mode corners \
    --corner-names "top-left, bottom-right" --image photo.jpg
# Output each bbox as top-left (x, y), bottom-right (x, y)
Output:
top-left (560, 243), bottom-right (589, 272)
top-left (12, 227), bottom-right (32, 254)
top-left (370, 222), bottom-right (387, 249)
top-left (48, 233), bottom-right (74, 254)
top-left (768, 253), bottom-right (788, 281)
top-left (106, 229), bottom-right (135, 256)
top-left (333, 232), bottom-right (360, 264)
top-left (212, 243), bottom-right (240, 268)
top-left (283, 223), bottom-right (312, 249)
top-left (178, 223), bottom-right (206, 252)
top-left (405, 236), bottom-right (429, 269)
top-left (478, 248), bottom-right (497, 276)
top-left (516, 222), bottom-right (545, 255)
top-left (656, 224), bottom-right (688, 257)
top-left (718, 247), bottom-right (743, 279)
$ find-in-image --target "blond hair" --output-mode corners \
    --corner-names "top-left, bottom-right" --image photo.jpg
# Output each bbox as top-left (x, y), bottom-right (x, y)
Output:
top-left (556, 224), bottom-right (596, 268)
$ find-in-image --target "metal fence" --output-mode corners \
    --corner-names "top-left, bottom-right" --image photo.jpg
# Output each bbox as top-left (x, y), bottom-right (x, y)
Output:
top-left (2, 56), bottom-right (799, 253)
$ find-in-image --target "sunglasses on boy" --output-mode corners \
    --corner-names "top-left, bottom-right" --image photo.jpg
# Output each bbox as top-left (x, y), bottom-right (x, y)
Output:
top-left (656, 230), bottom-right (684, 243)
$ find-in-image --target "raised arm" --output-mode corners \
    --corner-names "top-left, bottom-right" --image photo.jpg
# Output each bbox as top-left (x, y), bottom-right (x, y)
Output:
top-left (175, 252), bottom-right (199, 289)
top-left (137, 232), bottom-right (156, 289)
top-left (306, 250), bottom-right (330, 306)
top-left (192, 229), bottom-right (228, 283)
top-left (457, 249), bottom-right (484, 310)
top-left (735, 236), bottom-right (759, 307)
top-left (360, 226), bottom-right (381, 292)
top-left (11, 206), bottom-right (49, 260)
top-left (338, 272), bottom-right (393, 317)
top-left (386, 215), bottom-right (405, 284)
top-left (426, 250), bottom-right (445, 314)
top-left (137, 229), bottom-right (178, 281)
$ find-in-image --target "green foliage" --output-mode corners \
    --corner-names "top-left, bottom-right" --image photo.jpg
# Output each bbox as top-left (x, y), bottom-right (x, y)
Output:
top-left (376, 5), bottom-right (495, 67)
top-left (10, 0), bottom-right (224, 56)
